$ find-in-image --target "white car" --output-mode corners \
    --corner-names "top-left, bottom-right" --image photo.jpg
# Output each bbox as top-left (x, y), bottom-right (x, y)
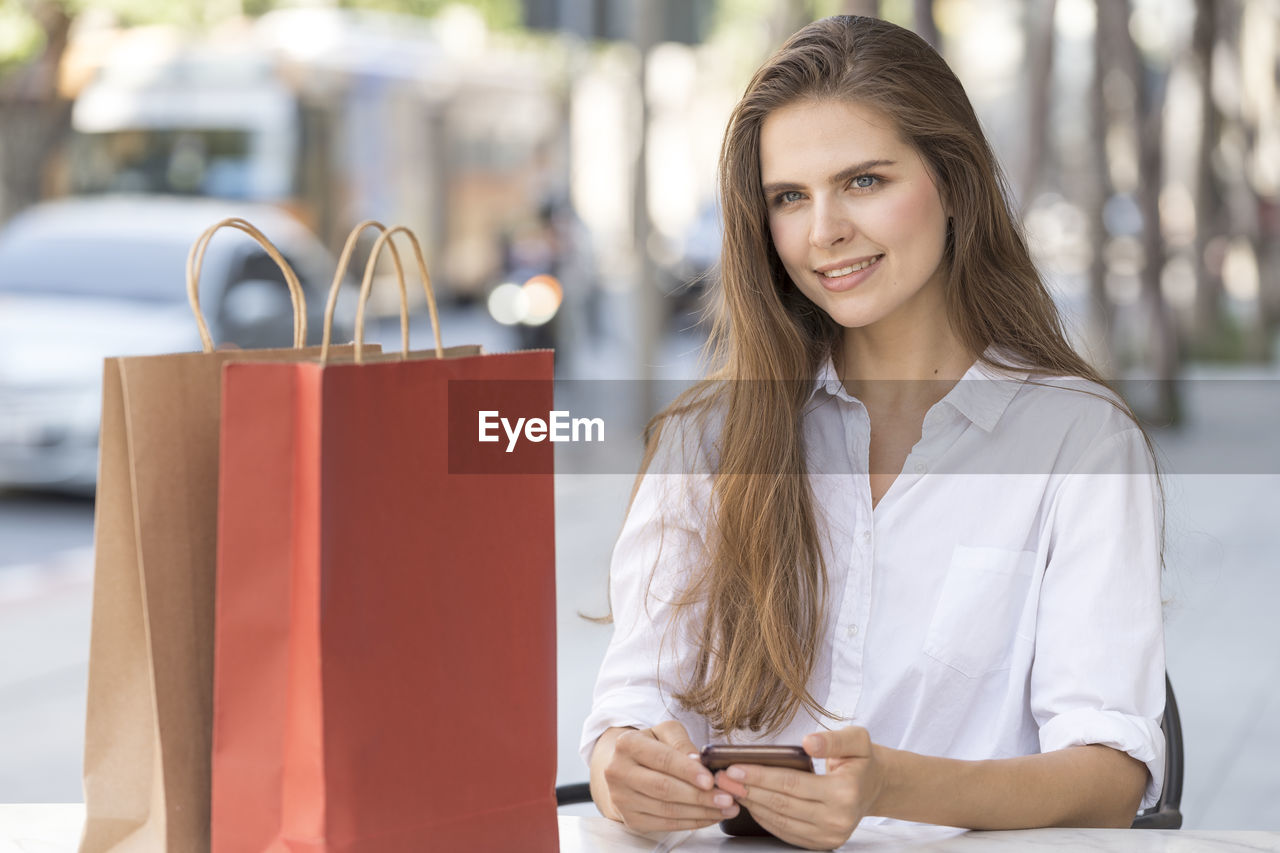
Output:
top-left (0, 195), bottom-right (354, 494)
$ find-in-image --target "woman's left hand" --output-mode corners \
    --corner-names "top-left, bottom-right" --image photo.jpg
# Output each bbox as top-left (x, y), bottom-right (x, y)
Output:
top-left (713, 726), bottom-right (887, 851)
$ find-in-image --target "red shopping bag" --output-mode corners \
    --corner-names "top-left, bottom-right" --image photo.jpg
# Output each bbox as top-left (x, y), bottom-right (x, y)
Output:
top-left (211, 226), bottom-right (558, 852)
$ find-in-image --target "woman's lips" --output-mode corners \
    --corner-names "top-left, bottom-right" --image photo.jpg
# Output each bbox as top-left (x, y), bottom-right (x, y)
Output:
top-left (816, 254), bottom-right (883, 292)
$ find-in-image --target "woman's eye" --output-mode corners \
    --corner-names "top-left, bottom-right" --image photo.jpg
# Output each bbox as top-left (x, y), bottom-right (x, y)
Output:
top-left (781, 191), bottom-right (804, 204)
top-left (852, 175), bottom-right (878, 189)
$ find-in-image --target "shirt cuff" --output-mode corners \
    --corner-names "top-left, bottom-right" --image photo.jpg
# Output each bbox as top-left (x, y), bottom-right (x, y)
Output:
top-left (579, 688), bottom-right (671, 770)
top-left (1039, 707), bottom-right (1165, 811)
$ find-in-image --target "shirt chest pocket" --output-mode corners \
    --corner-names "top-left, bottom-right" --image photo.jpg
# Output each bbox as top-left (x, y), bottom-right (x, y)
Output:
top-left (923, 545), bottom-right (1036, 678)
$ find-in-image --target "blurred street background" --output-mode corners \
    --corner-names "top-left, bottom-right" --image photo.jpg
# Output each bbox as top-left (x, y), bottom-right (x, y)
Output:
top-left (1, 0), bottom-right (1278, 830)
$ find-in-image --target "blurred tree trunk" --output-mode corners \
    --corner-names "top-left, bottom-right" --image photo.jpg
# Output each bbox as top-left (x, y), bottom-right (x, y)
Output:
top-left (1086, 0), bottom-right (1116, 371)
top-left (913, 0), bottom-right (939, 50)
top-left (1190, 0), bottom-right (1228, 352)
top-left (840, 0), bottom-right (879, 18)
top-left (1256, 0), bottom-right (1280, 359)
top-left (0, 1), bottom-right (72, 225)
top-left (1241, 171), bottom-right (1271, 362)
top-left (1099, 0), bottom-right (1181, 423)
top-left (1199, 0), bottom-right (1271, 362)
top-left (1020, 0), bottom-right (1056, 212)
top-left (1241, 185), bottom-right (1274, 364)
top-left (1226, 0), bottom-right (1275, 362)
top-left (1258, 199), bottom-right (1280, 358)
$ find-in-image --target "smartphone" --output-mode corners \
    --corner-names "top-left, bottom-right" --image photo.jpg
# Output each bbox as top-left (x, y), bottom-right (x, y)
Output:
top-left (700, 744), bottom-right (814, 837)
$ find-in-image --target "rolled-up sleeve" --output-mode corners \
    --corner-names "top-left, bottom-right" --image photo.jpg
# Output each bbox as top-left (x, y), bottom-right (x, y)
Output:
top-left (578, 429), bottom-right (714, 769)
top-left (1032, 427), bottom-right (1167, 811)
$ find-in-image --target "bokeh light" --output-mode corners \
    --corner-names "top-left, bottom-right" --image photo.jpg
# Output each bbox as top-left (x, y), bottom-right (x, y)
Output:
top-left (487, 282), bottom-right (528, 326)
top-left (522, 274), bottom-right (563, 326)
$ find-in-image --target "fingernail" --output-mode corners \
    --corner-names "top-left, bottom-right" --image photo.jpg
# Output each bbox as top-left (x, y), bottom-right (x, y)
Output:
top-left (687, 752), bottom-right (700, 761)
top-left (714, 793), bottom-right (732, 807)
top-left (727, 766), bottom-right (746, 781)
top-left (697, 772), bottom-right (713, 789)
top-left (721, 807), bottom-right (738, 817)
top-left (804, 734), bottom-right (824, 752)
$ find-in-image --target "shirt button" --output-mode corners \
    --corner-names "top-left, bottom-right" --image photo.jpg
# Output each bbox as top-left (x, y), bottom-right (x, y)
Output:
top-left (861, 530), bottom-right (871, 543)
top-left (846, 624), bottom-right (859, 638)
top-left (913, 461), bottom-right (927, 474)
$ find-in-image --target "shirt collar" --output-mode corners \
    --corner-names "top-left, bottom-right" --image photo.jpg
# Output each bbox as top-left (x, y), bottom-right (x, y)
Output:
top-left (809, 345), bottom-right (1031, 432)
top-left (942, 348), bottom-right (1030, 432)
top-left (812, 356), bottom-right (854, 404)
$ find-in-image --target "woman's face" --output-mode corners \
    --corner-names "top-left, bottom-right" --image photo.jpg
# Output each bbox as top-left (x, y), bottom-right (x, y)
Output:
top-left (759, 98), bottom-right (950, 333)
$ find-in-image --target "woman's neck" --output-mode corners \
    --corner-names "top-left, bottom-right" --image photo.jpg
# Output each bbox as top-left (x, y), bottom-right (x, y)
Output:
top-left (837, 324), bottom-right (978, 412)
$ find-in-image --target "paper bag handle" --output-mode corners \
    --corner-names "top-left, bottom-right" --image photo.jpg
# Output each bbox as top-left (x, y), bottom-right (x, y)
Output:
top-left (320, 220), bottom-right (410, 361)
top-left (340, 226), bottom-right (444, 365)
top-left (186, 218), bottom-right (308, 352)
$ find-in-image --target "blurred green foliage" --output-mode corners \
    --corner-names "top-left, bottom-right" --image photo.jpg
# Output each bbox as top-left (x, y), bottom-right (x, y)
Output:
top-left (338, 0), bottom-right (519, 29)
top-left (0, 0), bottom-right (522, 73)
top-left (0, 1), bottom-right (45, 71)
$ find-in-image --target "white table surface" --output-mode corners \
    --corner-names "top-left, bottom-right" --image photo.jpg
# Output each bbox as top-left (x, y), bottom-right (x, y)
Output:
top-left (3, 805), bottom-right (1279, 852)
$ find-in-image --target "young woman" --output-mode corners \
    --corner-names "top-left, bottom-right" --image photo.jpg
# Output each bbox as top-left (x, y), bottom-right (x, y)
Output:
top-left (581, 15), bottom-right (1165, 850)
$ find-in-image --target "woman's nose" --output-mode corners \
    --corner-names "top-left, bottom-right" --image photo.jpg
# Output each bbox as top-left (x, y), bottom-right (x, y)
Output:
top-left (809, 198), bottom-right (853, 248)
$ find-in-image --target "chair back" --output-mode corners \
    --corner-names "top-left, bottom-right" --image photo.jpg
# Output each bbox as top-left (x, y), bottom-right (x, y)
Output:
top-left (1131, 673), bottom-right (1183, 829)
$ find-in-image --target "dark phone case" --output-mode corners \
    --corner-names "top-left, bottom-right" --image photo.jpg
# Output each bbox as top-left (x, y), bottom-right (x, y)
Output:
top-left (700, 746), bottom-right (813, 837)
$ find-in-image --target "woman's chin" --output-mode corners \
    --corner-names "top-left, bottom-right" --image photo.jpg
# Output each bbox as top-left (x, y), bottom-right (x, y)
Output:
top-left (818, 306), bottom-right (881, 330)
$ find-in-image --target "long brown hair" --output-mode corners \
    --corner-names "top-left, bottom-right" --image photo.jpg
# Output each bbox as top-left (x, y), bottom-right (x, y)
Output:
top-left (642, 15), bottom-right (1156, 737)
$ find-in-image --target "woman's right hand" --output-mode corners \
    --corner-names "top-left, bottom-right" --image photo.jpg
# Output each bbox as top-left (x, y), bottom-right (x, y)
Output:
top-left (590, 721), bottom-right (741, 832)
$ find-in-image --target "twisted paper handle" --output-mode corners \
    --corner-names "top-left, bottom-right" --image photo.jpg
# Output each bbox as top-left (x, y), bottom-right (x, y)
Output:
top-left (186, 217), bottom-right (307, 351)
top-left (320, 220), bottom-right (410, 361)
top-left (326, 225), bottom-right (443, 365)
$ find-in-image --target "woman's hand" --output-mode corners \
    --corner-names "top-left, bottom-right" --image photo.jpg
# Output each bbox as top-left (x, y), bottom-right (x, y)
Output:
top-left (592, 721), bottom-right (741, 833)
top-left (713, 727), bottom-right (886, 851)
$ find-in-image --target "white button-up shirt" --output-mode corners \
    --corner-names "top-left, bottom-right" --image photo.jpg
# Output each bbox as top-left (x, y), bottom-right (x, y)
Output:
top-left (581, 353), bottom-right (1167, 814)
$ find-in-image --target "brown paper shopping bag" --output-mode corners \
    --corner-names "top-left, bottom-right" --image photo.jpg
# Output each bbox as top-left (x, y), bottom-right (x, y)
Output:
top-left (210, 227), bottom-right (558, 852)
top-left (79, 219), bottom-right (390, 853)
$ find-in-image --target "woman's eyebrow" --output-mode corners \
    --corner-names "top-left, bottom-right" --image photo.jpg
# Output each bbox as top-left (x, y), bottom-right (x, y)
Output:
top-left (762, 159), bottom-right (898, 196)
top-left (831, 159), bottom-right (896, 184)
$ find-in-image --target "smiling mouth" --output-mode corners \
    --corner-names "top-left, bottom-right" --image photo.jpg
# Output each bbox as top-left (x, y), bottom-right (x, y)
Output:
top-left (820, 255), bottom-right (883, 278)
